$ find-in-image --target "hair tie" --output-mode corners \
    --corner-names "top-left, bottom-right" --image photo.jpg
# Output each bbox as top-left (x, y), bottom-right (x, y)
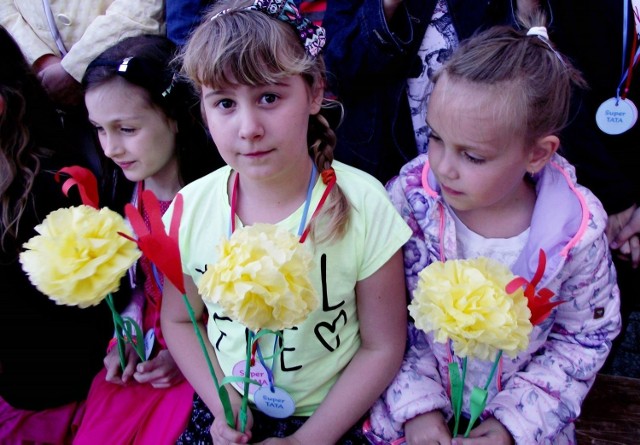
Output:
top-left (321, 168), bottom-right (335, 185)
top-left (525, 26), bottom-right (566, 67)
top-left (526, 26), bottom-right (549, 40)
top-left (210, 0), bottom-right (325, 57)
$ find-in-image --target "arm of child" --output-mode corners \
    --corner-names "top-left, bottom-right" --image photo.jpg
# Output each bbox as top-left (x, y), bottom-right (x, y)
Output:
top-left (161, 273), bottom-right (252, 444)
top-left (484, 233), bottom-right (621, 443)
top-left (375, 174), bottom-right (455, 430)
top-left (261, 250), bottom-right (408, 445)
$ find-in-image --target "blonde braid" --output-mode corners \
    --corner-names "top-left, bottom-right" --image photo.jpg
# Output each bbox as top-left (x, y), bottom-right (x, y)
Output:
top-left (307, 109), bottom-right (349, 244)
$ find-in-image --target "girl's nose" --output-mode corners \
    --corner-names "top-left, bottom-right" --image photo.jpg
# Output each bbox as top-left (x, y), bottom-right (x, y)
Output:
top-left (101, 134), bottom-right (123, 158)
top-left (237, 108), bottom-right (264, 140)
top-left (431, 148), bottom-right (458, 180)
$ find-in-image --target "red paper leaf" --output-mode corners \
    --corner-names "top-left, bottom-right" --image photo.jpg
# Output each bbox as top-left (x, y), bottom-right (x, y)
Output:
top-left (55, 166), bottom-right (99, 209)
top-left (506, 249), bottom-right (562, 326)
top-left (121, 190), bottom-right (185, 294)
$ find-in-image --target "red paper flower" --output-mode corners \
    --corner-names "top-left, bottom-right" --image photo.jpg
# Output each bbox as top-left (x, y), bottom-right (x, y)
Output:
top-left (55, 166), bottom-right (100, 209)
top-left (119, 189), bottom-right (185, 294)
top-left (506, 249), bottom-right (562, 326)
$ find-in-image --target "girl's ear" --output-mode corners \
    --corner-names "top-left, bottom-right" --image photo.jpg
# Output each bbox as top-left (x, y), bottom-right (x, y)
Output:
top-left (309, 84), bottom-right (324, 115)
top-left (168, 117), bottom-right (179, 135)
top-left (527, 135), bottom-right (559, 174)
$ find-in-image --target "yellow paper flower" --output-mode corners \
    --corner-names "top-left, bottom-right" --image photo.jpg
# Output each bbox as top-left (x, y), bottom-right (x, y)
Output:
top-left (198, 223), bottom-right (318, 332)
top-left (409, 258), bottom-right (532, 361)
top-left (20, 205), bottom-right (141, 308)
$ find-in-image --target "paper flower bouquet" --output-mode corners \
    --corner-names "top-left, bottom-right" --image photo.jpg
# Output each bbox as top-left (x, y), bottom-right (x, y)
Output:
top-left (409, 252), bottom-right (560, 437)
top-left (198, 223), bottom-right (318, 430)
top-left (198, 223), bottom-right (318, 332)
top-left (19, 167), bottom-right (143, 369)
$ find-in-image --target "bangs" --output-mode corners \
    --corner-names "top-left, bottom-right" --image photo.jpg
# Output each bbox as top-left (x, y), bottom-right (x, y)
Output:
top-left (181, 9), bottom-right (314, 89)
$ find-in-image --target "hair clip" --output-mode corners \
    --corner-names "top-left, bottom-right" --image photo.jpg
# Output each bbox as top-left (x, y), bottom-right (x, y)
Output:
top-left (161, 74), bottom-right (176, 98)
top-left (118, 57), bottom-right (133, 73)
top-left (209, 0), bottom-right (325, 58)
top-left (210, 8), bottom-right (233, 20)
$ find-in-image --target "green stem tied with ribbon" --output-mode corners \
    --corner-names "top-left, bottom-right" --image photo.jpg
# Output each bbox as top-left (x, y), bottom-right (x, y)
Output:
top-left (218, 329), bottom-right (283, 433)
top-left (105, 293), bottom-right (145, 370)
top-left (449, 350), bottom-right (503, 438)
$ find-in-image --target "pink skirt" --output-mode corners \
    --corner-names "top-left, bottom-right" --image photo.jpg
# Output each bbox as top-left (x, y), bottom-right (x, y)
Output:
top-left (0, 395), bottom-right (84, 444)
top-left (72, 368), bottom-right (193, 445)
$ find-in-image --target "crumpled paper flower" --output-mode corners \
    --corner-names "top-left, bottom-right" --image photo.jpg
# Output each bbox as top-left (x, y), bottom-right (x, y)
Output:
top-left (20, 205), bottom-right (141, 307)
top-left (198, 223), bottom-right (318, 332)
top-left (410, 257), bottom-right (532, 361)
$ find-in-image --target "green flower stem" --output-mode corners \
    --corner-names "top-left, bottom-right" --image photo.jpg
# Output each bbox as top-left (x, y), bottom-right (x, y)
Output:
top-left (458, 357), bottom-right (467, 435)
top-left (181, 294), bottom-right (235, 428)
top-left (122, 316), bottom-right (146, 361)
top-left (239, 331), bottom-right (254, 433)
top-left (105, 293), bottom-right (145, 372)
top-left (105, 293), bottom-right (126, 371)
top-left (449, 360), bottom-right (463, 437)
top-left (483, 350), bottom-right (502, 391)
top-left (463, 350), bottom-right (503, 438)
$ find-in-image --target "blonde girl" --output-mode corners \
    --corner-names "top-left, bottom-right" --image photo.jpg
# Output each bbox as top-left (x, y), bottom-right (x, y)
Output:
top-left (368, 12), bottom-right (621, 445)
top-left (161, 1), bottom-right (412, 444)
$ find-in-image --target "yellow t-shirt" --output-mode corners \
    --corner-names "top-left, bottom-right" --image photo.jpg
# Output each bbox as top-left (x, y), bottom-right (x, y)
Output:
top-left (164, 161), bottom-right (410, 416)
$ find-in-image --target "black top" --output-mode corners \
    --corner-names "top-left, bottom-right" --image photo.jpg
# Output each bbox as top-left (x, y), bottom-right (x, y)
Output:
top-left (549, 0), bottom-right (640, 215)
top-left (0, 153), bottom-right (122, 411)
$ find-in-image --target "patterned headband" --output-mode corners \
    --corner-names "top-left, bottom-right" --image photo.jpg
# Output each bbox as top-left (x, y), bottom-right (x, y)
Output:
top-left (211, 0), bottom-right (326, 58)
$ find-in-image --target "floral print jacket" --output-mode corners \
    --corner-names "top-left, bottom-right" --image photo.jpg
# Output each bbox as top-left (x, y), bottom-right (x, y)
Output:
top-left (368, 153), bottom-right (621, 445)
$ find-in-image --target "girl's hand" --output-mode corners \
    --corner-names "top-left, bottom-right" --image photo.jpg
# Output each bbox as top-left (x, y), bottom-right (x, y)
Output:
top-left (104, 342), bottom-right (139, 385)
top-left (451, 417), bottom-right (513, 445)
top-left (404, 410), bottom-right (452, 445)
top-left (610, 205), bottom-right (640, 268)
top-left (255, 436), bottom-right (303, 445)
top-left (133, 349), bottom-right (185, 388)
top-left (210, 407), bottom-right (254, 445)
top-left (607, 205), bottom-right (635, 244)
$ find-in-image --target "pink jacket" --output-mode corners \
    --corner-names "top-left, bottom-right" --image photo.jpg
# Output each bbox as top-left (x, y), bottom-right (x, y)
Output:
top-left (368, 153), bottom-right (621, 445)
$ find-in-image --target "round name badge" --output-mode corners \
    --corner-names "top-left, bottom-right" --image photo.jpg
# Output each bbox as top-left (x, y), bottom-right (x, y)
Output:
top-left (144, 329), bottom-right (155, 360)
top-left (595, 97), bottom-right (637, 135)
top-left (253, 386), bottom-right (296, 418)
top-left (231, 360), bottom-right (269, 395)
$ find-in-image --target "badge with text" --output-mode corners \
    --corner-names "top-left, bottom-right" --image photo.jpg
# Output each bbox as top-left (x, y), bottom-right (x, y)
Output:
top-left (144, 328), bottom-right (155, 360)
top-left (596, 97), bottom-right (637, 135)
top-left (254, 385), bottom-right (296, 418)
top-left (232, 360), bottom-right (269, 395)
